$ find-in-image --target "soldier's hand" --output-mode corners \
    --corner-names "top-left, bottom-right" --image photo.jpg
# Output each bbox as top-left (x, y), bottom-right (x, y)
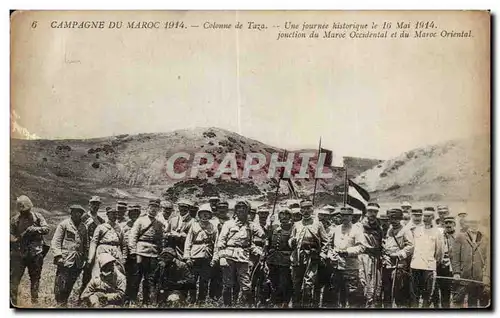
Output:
top-left (453, 274), bottom-right (460, 280)
top-left (220, 258), bottom-right (228, 267)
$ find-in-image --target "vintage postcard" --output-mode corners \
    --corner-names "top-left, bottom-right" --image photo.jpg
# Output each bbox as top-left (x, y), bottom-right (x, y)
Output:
top-left (10, 10), bottom-right (490, 309)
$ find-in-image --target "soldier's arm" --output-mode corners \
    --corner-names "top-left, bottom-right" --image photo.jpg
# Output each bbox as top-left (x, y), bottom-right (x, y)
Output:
top-left (347, 228), bottom-right (367, 256)
top-left (106, 276), bottom-right (126, 304)
top-left (250, 223), bottom-right (265, 256)
top-left (318, 222), bottom-right (330, 256)
top-left (80, 279), bottom-right (98, 301)
top-left (183, 226), bottom-right (194, 259)
top-left (129, 220), bottom-right (141, 255)
top-left (435, 229), bottom-right (444, 264)
top-left (395, 228), bottom-right (414, 260)
top-left (119, 229), bottom-right (127, 260)
top-left (213, 222), bottom-right (230, 261)
top-left (288, 224), bottom-right (297, 248)
top-left (51, 222), bottom-right (65, 258)
top-left (33, 213), bottom-right (50, 235)
top-left (451, 235), bottom-right (463, 275)
top-left (88, 227), bottom-right (101, 263)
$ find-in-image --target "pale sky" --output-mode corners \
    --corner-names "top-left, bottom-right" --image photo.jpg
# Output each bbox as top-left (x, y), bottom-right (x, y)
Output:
top-left (11, 11), bottom-right (490, 159)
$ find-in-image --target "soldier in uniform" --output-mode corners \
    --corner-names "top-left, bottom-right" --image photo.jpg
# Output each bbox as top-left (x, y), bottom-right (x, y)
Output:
top-left (159, 201), bottom-right (175, 226)
top-left (129, 199), bottom-right (164, 306)
top-left (406, 208), bottom-right (423, 231)
top-left (257, 207), bottom-right (271, 231)
top-left (352, 209), bottom-right (363, 226)
top-left (431, 215), bottom-right (456, 308)
top-left (248, 205), bottom-right (258, 223)
top-left (80, 253), bottom-right (126, 308)
top-left (409, 207), bottom-right (444, 308)
top-left (10, 195), bottom-right (50, 306)
top-left (288, 200), bottom-right (329, 308)
top-left (401, 202), bottom-right (412, 226)
top-left (330, 209), bottom-right (342, 226)
top-left (156, 247), bottom-right (196, 307)
top-left (169, 199), bottom-right (195, 256)
top-left (88, 208), bottom-right (126, 278)
top-left (313, 208), bottom-right (333, 307)
top-left (291, 207), bottom-right (302, 223)
top-left (381, 209), bottom-right (414, 308)
top-left (212, 200), bottom-right (265, 307)
top-left (208, 196), bottom-right (220, 212)
top-left (435, 205), bottom-right (450, 228)
top-left (457, 212), bottom-right (468, 233)
top-left (184, 203), bottom-right (218, 305)
top-left (209, 200), bottom-right (230, 301)
top-left (116, 201), bottom-right (128, 228)
top-left (378, 211), bottom-right (390, 237)
top-left (265, 208), bottom-right (294, 307)
top-left (123, 205), bottom-right (141, 305)
top-left (359, 203), bottom-right (384, 307)
top-left (452, 217), bottom-right (490, 308)
top-left (327, 207), bottom-right (366, 308)
top-left (78, 196), bottom-right (105, 300)
top-left (51, 204), bottom-right (87, 307)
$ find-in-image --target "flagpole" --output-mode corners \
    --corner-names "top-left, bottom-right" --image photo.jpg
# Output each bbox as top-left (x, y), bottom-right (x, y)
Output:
top-left (270, 150), bottom-right (286, 221)
top-left (312, 137), bottom-right (322, 206)
top-left (343, 164), bottom-right (348, 207)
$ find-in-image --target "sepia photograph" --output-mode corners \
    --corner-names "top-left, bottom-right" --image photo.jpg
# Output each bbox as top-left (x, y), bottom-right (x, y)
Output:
top-left (9, 10), bottom-right (491, 309)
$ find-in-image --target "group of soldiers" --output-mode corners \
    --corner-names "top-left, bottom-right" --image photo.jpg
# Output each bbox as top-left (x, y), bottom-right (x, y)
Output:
top-left (10, 194), bottom-right (490, 308)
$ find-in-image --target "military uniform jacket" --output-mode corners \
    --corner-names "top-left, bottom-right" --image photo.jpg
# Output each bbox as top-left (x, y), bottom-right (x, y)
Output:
top-left (90, 222), bottom-right (127, 263)
top-left (410, 225), bottom-right (444, 271)
top-left (328, 223), bottom-right (366, 270)
top-left (289, 218), bottom-right (329, 266)
top-left (183, 220), bottom-right (217, 259)
top-left (81, 212), bottom-right (105, 242)
top-left (451, 230), bottom-right (488, 281)
top-left (265, 224), bottom-right (293, 266)
top-left (121, 220), bottom-right (136, 258)
top-left (11, 211), bottom-right (49, 258)
top-left (215, 219), bottom-right (265, 263)
top-left (382, 225), bottom-right (414, 269)
top-left (129, 215), bottom-right (164, 258)
top-left (51, 218), bottom-right (88, 269)
top-left (441, 230), bottom-right (456, 271)
top-left (81, 271), bottom-right (126, 305)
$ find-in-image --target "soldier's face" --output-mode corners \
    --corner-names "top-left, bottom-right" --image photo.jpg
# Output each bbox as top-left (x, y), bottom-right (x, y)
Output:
top-left (412, 214), bottom-right (422, 225)
top-left (248, 212), bottom-right (256, 221)
top-left (162, 207), bottom-right (173, 218)
top-left (389, 216), bottom-right (401, 227)
top-left (341, 214), bottom-right (352, 224)
top-left (217, 207), bottom-right (228, 216)
top-left (117, 208), bottom-right (127, 219)
top-left (89, 201), bottom-right (101, 212)
top-left (129, 210), bottom-right (140, 221)
top-left (423, 214), bottom-right (433, 225)
top-left (318, 214), bottom-right (328, 223)
top-left (468, 220), bottom-right (479, 233)
top-left (178, 205), bottom-right (189, 216)
top-left (235, 207), bottom-right (248, 221)
top-left (258, 213), bottom-right (269, 223)
top-left (438, 211), bottom-right (449, 219)
top-left (100, 262), bottom-right (114, 278)
top-left (301, 207), bottom-right (313, 219)
top-left (366, 209), bottom-right (378, 222)
top-left (107, 210), bottom-right (118, 222)
top-left (444, 221), bottom-right (455, 232)
top-left (292, 213), bottom-right (302, 222)
top-left (198, 211), bottom-right (211, 221)
top-left (148, 206), bottom-right (159, 217)
top-left (70, 209), bottom-right (84, 224)
top-left (279, 213), bottom-right (291, 225)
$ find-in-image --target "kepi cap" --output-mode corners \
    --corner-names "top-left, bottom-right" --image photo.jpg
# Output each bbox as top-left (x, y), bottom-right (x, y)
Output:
top-left (149, 198), bottom-right (161, 207)
top-left (69, 204), bottom-right (86, 212)
top-left (89, 196), bottom-right (101, 203)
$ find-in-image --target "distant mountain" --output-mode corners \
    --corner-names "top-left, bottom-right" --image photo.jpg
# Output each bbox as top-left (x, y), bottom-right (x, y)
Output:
top-left (354, 136), bottom-right (490, 203)
top-left (11, 127), bottom-right (382, 212)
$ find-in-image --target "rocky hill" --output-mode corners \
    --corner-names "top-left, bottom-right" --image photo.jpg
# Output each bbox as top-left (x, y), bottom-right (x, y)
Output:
top-left (11, 127), bottom-right (381, 213)
top-left (354, 136), bottom-right (490, 204)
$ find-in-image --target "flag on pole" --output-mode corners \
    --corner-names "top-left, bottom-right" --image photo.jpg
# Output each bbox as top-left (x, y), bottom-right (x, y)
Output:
top-left (320, 147), bottom-right (333, 167)
top-left (347, 179), bottom-right (370, 213)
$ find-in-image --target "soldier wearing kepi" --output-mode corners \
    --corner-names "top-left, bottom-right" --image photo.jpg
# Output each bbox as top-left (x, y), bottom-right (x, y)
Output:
top-left (327, 207), bottom-right (366, 308)
top-left (409, 207), bottom-right (444, 308)
top-left (88, 207), bottom-right (126, 278)
top-left (123, 205), bottom-right (141, 305)
top-left (209, 200), bottom-right (230, 302)
top-left (381, 209), bottom-right (414, 308)
top-left (431, 215), bottom-right (457, 308)
top-left (288, 200), bottom-right (329, 308)
top-left (80, 253), bottom-right (126, 308)
top-left (208, 196), bottom-right (220, 212)
top-left (359, 202), bottom-right (384, 307)
top-left (313, 208), bottom-right (335, 307)
top-left (435, 205), bottom-right (450, 228)
top-left (78, 196), bottom-right (105, 301)
top-left (10, 195), bottom-right (50, 306)
top-left (129, 199), bottom-right (164, 306)
top-left (452, 217), bottom-right (490, 308)
top-left (401, 202), bottom-right (412, 226)
top-left (212, 200), bottom-right (264, 307)
top-left (184, 203), bottom-right (218, 305)
top-left (265, 208), bottom-right (294, 308)
top-left (51, 205), bottom-right (88, 307)
top-left (116, 201), bottom-right (128, 228)
top-left (169, 199), bottom-right (195, 256)
top-left (291, 207), bottom-right (302, 223)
